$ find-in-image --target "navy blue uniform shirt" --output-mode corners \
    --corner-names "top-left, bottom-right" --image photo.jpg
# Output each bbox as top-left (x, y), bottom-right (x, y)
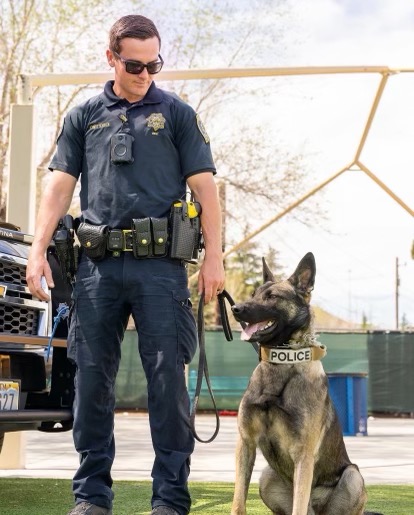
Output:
top-left (49, 81), bottom-right (216, 228)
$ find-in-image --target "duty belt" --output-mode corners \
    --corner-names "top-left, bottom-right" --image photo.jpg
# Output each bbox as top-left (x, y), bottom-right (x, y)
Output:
top-left (76, 207), bottom-right (201, 263)
top-left (107, 218), bottom-right (169, 258)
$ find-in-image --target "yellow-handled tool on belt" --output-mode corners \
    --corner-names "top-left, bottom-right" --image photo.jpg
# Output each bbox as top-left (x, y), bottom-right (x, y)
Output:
top-left (173, 200), bottom-right (201, 219)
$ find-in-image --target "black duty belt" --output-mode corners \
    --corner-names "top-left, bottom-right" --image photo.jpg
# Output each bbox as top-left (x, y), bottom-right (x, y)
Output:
top-left (107, 218), bottom-right (169, 258)
top-left (76, 213), bottom-right (201, 263)
top-left (76, 218), bottom-right (170, 260)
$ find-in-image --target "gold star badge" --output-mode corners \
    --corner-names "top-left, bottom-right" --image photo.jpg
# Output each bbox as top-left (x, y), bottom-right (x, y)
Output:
top-left (146, 113), bottom-right (166, 135)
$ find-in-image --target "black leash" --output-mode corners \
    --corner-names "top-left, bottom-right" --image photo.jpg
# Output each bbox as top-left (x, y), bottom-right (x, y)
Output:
top-left (189, 292), bottom-right (220, 443)
top-left (189, 289), bottom-right (257, 443)
top-left (218, 289), bottom-right (259, 355)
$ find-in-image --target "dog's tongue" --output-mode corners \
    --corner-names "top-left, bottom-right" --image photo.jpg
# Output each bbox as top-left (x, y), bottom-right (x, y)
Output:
top-left (241, 322), bottom-right (265, 341)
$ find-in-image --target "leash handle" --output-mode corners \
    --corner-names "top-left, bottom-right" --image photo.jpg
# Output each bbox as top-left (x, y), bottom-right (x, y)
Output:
top-left (218, 290), bottom-right (259, 354)
top-left (217, 290), bottom-right (236, 341)
top-left (190, 292), bottom-right (220, 443)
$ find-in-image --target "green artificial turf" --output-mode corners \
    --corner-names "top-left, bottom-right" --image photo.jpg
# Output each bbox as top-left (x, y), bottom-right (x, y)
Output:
top-left (0, 479), bottom-right (411, 514)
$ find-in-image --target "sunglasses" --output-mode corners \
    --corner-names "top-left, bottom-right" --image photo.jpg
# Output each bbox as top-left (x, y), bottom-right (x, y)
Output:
top-left (113, 51), bottom-right (164, 75)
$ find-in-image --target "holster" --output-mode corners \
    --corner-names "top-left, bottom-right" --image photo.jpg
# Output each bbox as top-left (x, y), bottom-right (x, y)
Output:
top-left (76, 221), bottom-right (108, 260)
top-left (53, 215), bottom-right (78, 285)
top-left (169, 200), bottom-right (202, 263)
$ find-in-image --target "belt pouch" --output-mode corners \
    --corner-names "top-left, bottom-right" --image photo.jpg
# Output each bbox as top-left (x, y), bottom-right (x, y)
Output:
top-left (107, 229), bottom-right (124, 251)
top-left (76, 222), bottom-right (108, 260)
top-left (132, 218), bottom-right (152, 258)
top-left (151, 218), bottom-right (168, 256)
top-left (169, 202), bottom-right (198, 262)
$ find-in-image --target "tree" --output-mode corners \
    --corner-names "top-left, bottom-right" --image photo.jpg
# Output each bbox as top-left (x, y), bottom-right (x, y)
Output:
top-left (159, 0), bottom-right (322, 237)
top-left (361, 312), bottom-right (371, 330)
top-left (400, 313), bottom-right (410, 331)
top-left (195, 230), bottom-right (285, 329)
top-left (1, 0), bottom-right (323, 244)
top-left (0, 0), bottom-right (120, 218)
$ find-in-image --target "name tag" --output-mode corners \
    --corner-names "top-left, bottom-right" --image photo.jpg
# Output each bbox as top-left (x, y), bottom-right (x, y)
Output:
top-left (268, 348), bottom-right (312, 364)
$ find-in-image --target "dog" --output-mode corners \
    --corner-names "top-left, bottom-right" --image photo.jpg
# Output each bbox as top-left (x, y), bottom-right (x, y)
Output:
top-left (230, 252), bottom-right (381, 515)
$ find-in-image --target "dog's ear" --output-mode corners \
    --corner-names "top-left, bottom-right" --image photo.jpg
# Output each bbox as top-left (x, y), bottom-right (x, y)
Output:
top-left (288, 252), bottom-right (316, 295)
top-left (262, 257), bottom-right (275, 283)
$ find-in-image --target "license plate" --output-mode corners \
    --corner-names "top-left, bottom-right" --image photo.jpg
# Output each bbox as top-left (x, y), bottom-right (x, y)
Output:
top-left (0, 380), bottom-right (20, 410)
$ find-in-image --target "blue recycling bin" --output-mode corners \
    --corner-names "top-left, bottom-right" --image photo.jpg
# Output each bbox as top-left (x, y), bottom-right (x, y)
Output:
top-left (327, 373), bottom-right (368, 436)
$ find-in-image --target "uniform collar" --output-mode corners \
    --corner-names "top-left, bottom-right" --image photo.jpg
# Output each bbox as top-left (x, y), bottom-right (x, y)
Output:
top-left (101, 80), bottom-right (163, 107)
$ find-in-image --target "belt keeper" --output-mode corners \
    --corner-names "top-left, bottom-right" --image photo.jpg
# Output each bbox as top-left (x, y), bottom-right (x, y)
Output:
top-left (132, 218), bottom-right (152, 258)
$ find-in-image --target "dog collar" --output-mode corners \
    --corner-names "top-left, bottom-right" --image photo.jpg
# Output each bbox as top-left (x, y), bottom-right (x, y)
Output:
top-left (260, 345), bottom-right (327, 364)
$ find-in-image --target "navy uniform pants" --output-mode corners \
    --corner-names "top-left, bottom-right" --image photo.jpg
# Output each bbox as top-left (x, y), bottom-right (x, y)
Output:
top-left (67, 253), bottom-right (197, 515)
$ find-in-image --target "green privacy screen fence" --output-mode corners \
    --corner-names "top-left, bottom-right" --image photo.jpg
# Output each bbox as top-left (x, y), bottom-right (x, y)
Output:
top-left (367, 331), bottom-right (414, 414)
top-left (115, 330), bottom-right (414, 415)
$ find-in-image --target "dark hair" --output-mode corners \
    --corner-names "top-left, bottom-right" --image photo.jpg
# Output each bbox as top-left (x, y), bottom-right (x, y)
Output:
top-left (109, 15), bottom-right (161, 53)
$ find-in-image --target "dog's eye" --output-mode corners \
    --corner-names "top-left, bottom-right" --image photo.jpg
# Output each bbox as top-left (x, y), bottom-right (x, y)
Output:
top-left (268, 294), bottom-right (279, 300)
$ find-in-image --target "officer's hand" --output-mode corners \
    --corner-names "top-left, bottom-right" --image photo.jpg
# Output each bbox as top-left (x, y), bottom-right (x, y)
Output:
top-left (198, 253), bottom-right (225, 303)
top-left (26, 252), bottom-right (54, 301)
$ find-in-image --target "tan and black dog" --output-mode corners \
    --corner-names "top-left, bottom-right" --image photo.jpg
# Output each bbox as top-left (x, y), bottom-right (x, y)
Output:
top-left (230, 252), bottom-right (381, 515)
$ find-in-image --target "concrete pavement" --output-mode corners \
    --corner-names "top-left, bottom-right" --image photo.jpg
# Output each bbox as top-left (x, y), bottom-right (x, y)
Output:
top-left (1, 413), bottom-right (414, 485)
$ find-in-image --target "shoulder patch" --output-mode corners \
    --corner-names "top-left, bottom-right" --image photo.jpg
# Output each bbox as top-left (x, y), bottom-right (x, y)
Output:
top-left (196, 114), bottom-right (210, 144)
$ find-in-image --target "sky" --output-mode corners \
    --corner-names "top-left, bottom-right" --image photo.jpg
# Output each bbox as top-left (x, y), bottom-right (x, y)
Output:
top-left (246, 0), bottom-right (414, 329)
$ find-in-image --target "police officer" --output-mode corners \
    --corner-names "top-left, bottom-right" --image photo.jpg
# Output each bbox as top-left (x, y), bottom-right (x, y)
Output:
top-left (26, 14), bottom-right (225, 515)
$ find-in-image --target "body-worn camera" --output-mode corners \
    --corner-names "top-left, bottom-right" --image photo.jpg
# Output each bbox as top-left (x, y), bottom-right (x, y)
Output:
top-left (110, 132), bottom-right (134, 164)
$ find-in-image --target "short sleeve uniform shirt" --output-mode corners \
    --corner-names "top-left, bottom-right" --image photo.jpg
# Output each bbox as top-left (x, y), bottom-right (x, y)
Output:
top-left (49, 81), bottom-right (216, 228)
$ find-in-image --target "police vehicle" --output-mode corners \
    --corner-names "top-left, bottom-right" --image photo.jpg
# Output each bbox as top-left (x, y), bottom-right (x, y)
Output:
top-left (0, 222), bottom-right (74, 454)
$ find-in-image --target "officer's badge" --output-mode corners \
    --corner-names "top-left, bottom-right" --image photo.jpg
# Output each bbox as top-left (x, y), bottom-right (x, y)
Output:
top-left (146, 113), bottom-right (166, 135)
top-left (196, 114), bottom-right (210, 144)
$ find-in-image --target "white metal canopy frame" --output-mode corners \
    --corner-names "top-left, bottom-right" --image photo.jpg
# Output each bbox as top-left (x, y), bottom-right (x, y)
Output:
top-left (7, 66), bottom-right (414, 251)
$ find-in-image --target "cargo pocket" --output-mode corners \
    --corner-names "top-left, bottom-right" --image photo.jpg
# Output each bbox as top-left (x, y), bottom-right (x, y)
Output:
top-left (172, 288), bottom-right (197, 364)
